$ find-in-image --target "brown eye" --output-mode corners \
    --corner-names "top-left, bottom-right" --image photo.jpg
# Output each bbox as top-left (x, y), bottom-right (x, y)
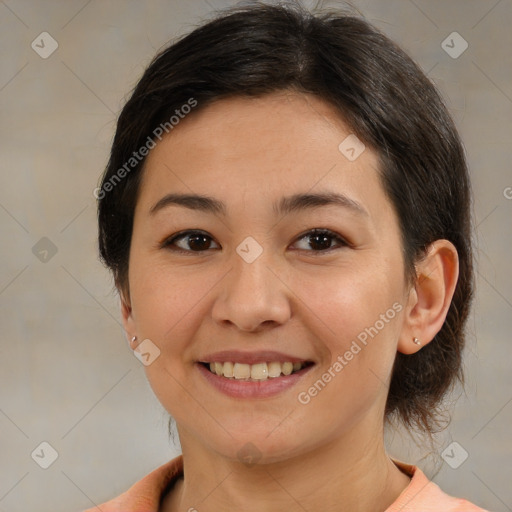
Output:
top-left (163, 231), bottom-right (220, 253)
top-left (292, 229), bottom-right (348, 253)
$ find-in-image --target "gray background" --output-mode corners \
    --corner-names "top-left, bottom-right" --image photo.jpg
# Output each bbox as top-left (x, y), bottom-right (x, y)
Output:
top-left (0, 1), bottom-right (511, 511)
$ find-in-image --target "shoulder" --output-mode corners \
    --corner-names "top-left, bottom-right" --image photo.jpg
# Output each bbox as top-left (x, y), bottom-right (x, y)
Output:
top-left (387, 460), bottom-right (490, 512)
top-left (81, 455), bottom-right (183, 512)
top-left (81, 455), bottom-right (490, 512)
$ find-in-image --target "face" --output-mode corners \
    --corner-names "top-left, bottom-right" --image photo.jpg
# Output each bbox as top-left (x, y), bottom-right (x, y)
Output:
top-left (123, 91), bottom-right (411, 463)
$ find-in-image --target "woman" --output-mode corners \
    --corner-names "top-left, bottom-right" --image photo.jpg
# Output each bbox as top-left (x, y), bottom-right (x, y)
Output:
top-left (88, 2), bottom-right (488, 510)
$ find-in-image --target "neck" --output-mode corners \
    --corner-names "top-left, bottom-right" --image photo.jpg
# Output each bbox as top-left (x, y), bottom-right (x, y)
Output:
top-left (163, 423), bottom-right (411, 512)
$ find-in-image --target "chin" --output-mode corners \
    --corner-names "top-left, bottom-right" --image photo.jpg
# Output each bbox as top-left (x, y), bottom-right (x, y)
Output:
top-left (210, 427), bottom-right (312, 466)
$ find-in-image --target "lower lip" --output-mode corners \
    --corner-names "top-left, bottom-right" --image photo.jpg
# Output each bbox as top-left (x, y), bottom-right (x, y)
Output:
top-left (196, 363), bottom-right (314, 399)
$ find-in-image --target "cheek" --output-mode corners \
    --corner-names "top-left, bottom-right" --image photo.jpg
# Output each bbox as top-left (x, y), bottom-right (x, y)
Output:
top-left (297, 273), bottom-right (403, 430)
top-left (128, 263), bottom-right (206, 417)
top-left (129, 257), bottom-right (219, 336)
top-left (303, 260), bottom-right (402, 335)
top-left (128, 260), bottom-right (231, 396)
top-left (299, 263), bottom-right (403, 388)
top-left (127, 264), bottom-right (198, 381)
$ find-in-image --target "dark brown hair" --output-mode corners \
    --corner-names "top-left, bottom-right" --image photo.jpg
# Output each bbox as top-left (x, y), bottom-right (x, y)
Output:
top-left (97, 1), bottom-right (474, 434)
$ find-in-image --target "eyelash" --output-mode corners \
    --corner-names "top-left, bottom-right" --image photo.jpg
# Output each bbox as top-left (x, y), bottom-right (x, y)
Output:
top-left (161, 228), bottom-right (349, 255)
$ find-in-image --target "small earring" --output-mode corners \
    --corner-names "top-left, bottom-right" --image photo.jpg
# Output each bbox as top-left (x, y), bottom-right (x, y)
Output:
top-left (131, 336), bottom-right (137, 343)
top-left (413, 337), bottom-right (421, 345)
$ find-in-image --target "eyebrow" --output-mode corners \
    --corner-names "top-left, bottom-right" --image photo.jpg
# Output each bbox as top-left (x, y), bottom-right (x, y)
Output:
top-left (149, 191), bottom-right (369, 218)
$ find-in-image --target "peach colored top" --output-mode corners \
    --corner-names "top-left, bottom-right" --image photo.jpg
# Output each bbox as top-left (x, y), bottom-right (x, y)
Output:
top-left (83, 455), bottom-right (490, 512)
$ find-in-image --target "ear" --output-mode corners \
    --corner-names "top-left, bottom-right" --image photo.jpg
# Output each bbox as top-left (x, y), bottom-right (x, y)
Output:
top-left (120, 289), bottom-right (138, 350)
top-left (398, 240), bottom-right (459, 355)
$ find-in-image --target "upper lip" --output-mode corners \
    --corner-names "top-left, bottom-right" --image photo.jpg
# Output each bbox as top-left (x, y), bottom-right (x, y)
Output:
top-left (198, 350), bottom-right (312, 365)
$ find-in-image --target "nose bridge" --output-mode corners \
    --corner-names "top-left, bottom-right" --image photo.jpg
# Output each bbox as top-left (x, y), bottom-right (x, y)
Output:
top-left (233, 241), bottom-right (274, 295)
top-left (212, 238), bottom-right (291, 331)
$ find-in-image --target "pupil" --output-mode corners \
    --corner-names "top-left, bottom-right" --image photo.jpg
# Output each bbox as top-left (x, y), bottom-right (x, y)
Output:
top-left (311, 233), bottom-right (331, 250)
top-left (189, 234), bottom-right (209, 251)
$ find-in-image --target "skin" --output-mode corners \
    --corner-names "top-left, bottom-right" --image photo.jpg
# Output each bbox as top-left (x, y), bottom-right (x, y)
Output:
top-left (121, 91), bottom-right (459, 512)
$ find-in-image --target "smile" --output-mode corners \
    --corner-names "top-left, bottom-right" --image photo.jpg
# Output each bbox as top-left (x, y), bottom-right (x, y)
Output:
top-left (196, 350), bottom-right (315, 398)
top-left (203, 361), bottom-right (311, 380)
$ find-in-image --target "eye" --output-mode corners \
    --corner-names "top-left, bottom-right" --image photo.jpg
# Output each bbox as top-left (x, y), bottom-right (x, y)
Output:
top-left (162, 230), bottom-right (220, 253)
top-left (161, 228), bottom-right (348, 254)
top-left (291, 228), bottom-right (349, 253)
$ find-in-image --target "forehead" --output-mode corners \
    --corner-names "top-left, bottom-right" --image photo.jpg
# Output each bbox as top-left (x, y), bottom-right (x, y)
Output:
top-left (137, 91), bottom-right (392, 223)
top-left (149, 92), bottom-right (363, 166)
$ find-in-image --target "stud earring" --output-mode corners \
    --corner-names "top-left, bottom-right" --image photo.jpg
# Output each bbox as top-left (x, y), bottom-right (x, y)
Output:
top-left (412, 337), bottom-right (421, 345)
top-left (131, 336), bottom-right (137, 343)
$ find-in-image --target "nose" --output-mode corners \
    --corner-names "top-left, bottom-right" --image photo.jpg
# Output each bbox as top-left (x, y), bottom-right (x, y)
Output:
top-left (211, 246), bottom-right (292, 333)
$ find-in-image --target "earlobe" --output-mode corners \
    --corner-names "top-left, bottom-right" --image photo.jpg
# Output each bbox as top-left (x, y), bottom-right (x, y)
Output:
top-left (120, 291), bottom-right (137, 348)
top-left (398, 240), bottom-right (459, 355)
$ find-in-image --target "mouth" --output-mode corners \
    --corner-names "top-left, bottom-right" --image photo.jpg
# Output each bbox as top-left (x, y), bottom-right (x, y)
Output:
top-left (199, 360), bottom-right (314, 381)
top-left (196, 350), bottom-right (316, 398)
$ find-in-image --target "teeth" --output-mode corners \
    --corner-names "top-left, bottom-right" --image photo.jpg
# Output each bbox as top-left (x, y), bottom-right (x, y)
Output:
top-left (281, 362), bottom-right (293, 376)
top-left (206, 361), bottom-right (306, 379)
top-left (250, 363), bottom-right (268, 380)
top-left (233, 363), bottom-right (251, 379)
top-left (267, 361), bottom-right (282, 378)
top-left (223, 361), bottom-right (234, 378)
